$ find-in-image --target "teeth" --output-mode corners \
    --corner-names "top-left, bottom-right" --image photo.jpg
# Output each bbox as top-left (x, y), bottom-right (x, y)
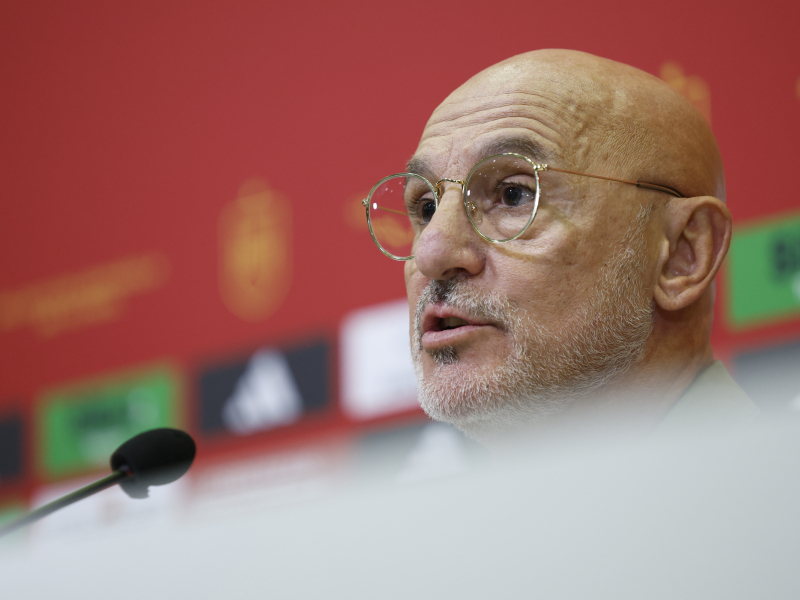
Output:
top-left (441, 317), bottom-right (468, 330)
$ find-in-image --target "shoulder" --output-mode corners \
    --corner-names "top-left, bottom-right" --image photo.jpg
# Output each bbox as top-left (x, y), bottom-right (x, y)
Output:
top-left (656, 361), bottom-right (760, 435)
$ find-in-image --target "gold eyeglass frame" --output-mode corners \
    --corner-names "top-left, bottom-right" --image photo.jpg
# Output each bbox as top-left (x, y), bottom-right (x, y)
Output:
top-left (363, 152), bottom-right (685, 261)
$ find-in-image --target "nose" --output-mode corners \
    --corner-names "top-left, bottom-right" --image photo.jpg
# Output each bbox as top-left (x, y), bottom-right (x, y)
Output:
top-left (413, 183), bottom-right (485, 280)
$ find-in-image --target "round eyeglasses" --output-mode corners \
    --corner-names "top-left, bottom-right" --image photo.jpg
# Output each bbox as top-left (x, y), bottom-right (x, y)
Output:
top-left (362, 152), bottom-right (684, 261)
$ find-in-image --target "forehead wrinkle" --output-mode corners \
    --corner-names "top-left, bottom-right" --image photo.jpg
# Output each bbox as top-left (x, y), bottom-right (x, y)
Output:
top-left (406, 128), bottom-right (556, 179)
top-left (419, 94), bottom-right (585, 177)
top-left (407, 129), bottom-right (562, 186)
top-left (422, 117), bottom-right (564, 157)
top-left (426, 92), bottom-right (575, 136)
top-left (425, 115), bottom-right (566, 149)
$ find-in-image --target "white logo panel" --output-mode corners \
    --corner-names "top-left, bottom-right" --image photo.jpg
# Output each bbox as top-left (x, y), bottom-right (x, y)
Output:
top-left (340, 299), bottom-right (419, 420)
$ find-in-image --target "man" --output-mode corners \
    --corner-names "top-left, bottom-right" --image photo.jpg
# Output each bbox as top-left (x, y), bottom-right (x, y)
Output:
top-left (364, 49), bottom-right (758, 445)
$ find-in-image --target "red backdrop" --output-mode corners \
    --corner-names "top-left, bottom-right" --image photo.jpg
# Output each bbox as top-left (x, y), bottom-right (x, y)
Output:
top-left (1, 0), bottom-right (799, 504)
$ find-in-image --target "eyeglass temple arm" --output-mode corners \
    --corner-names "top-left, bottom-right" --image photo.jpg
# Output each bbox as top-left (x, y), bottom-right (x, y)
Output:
top-left (362, 198), bottom-right (410, 217)
top-left (545, 166), bottom-right (684, 198)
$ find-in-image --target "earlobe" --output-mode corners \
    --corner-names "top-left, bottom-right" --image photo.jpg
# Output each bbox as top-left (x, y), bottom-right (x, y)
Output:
top-left (654, 197), bottom-right (731, 312)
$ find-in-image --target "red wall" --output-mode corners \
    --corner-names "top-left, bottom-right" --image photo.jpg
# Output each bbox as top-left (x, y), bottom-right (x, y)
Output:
top-left (1, 0), bottom-right (799, 501)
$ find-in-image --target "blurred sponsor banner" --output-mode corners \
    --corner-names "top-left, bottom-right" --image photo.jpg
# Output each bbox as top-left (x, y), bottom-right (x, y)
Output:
top-left (197, 337), bottom-right (331, 437)
top-left (36, 365), bottom-right (183, 480)
top-left (0, 412), bottom-right (24, 488)
top-left (340, 299), bottom-right (419, 420)
top-left (727, 212), bottom-right (800, 328)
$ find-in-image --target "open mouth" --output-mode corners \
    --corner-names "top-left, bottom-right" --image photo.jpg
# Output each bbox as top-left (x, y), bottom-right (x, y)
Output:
top-left (437, 316), bottom-right (470, 331)
top-left (418, 306), bottom-right (497, 351)
top-left (419, 305), bottom-right (494, 344)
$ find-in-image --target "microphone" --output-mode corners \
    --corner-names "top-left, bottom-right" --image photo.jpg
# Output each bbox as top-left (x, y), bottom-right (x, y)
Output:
top-left (0, 428), bottom-right (196, 539)
top-left (111, 428), bottom-right (196, 499)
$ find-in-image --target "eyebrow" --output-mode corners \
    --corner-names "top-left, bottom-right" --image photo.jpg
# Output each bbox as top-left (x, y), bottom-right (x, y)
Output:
top-left (480, 136), bottom-right (549, 162)
top-left (406, 135), bottom-right (550, 179)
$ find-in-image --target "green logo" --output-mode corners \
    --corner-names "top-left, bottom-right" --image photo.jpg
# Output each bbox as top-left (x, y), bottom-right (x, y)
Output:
top-left (727, 213), bottom-right (800, 328)
top-left (37, 365), bottom-right (182, 479)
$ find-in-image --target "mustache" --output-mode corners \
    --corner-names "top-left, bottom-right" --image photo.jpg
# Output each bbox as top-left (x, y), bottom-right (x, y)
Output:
top-left (413, 279), bottom-right (518, 336)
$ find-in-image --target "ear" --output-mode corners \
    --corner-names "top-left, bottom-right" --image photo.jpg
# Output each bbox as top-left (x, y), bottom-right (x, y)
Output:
top-left (654, 197), bottom-right (731, 312)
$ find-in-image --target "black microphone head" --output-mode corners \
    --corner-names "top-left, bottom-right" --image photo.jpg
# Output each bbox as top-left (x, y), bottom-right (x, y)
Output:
top-left (110, 428), bottom-right (196, 499)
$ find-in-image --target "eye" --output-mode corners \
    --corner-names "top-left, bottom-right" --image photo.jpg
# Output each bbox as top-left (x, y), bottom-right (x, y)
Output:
top-left (405, 192), bottom-right (437, 226)
top-left (498, 182), bottom-right (536, 207)
top-left (420, 199), bottom-right (436, 223)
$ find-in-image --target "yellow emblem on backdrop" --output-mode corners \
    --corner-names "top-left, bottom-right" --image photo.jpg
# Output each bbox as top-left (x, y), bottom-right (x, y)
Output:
top-left (660, 62), bottom-right (711, 124)
top-left (219, 178), bottom-right (291, 322)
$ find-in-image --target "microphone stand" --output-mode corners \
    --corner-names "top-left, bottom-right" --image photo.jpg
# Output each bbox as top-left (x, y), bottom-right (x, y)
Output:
top-left (0, 427), bottom-right (195, 540)
top-left (0, 468), bottom-right (131, 539)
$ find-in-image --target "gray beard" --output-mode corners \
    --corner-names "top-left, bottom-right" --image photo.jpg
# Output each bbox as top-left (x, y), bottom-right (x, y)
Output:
top-left (411, 207), bottom-right (655, 440)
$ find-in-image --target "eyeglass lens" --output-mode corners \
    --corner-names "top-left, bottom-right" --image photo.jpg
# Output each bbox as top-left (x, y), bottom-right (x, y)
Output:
top-left (367, 173), bottom-right (427, 260)
top-left (465, 154), bottom-right (540, 242)
top-left (367, 154), bottom-right (540, 259)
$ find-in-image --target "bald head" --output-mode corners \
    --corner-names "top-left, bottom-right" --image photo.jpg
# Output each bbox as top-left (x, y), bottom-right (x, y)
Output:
top-left (430, 49), bottom-right (724, 200)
